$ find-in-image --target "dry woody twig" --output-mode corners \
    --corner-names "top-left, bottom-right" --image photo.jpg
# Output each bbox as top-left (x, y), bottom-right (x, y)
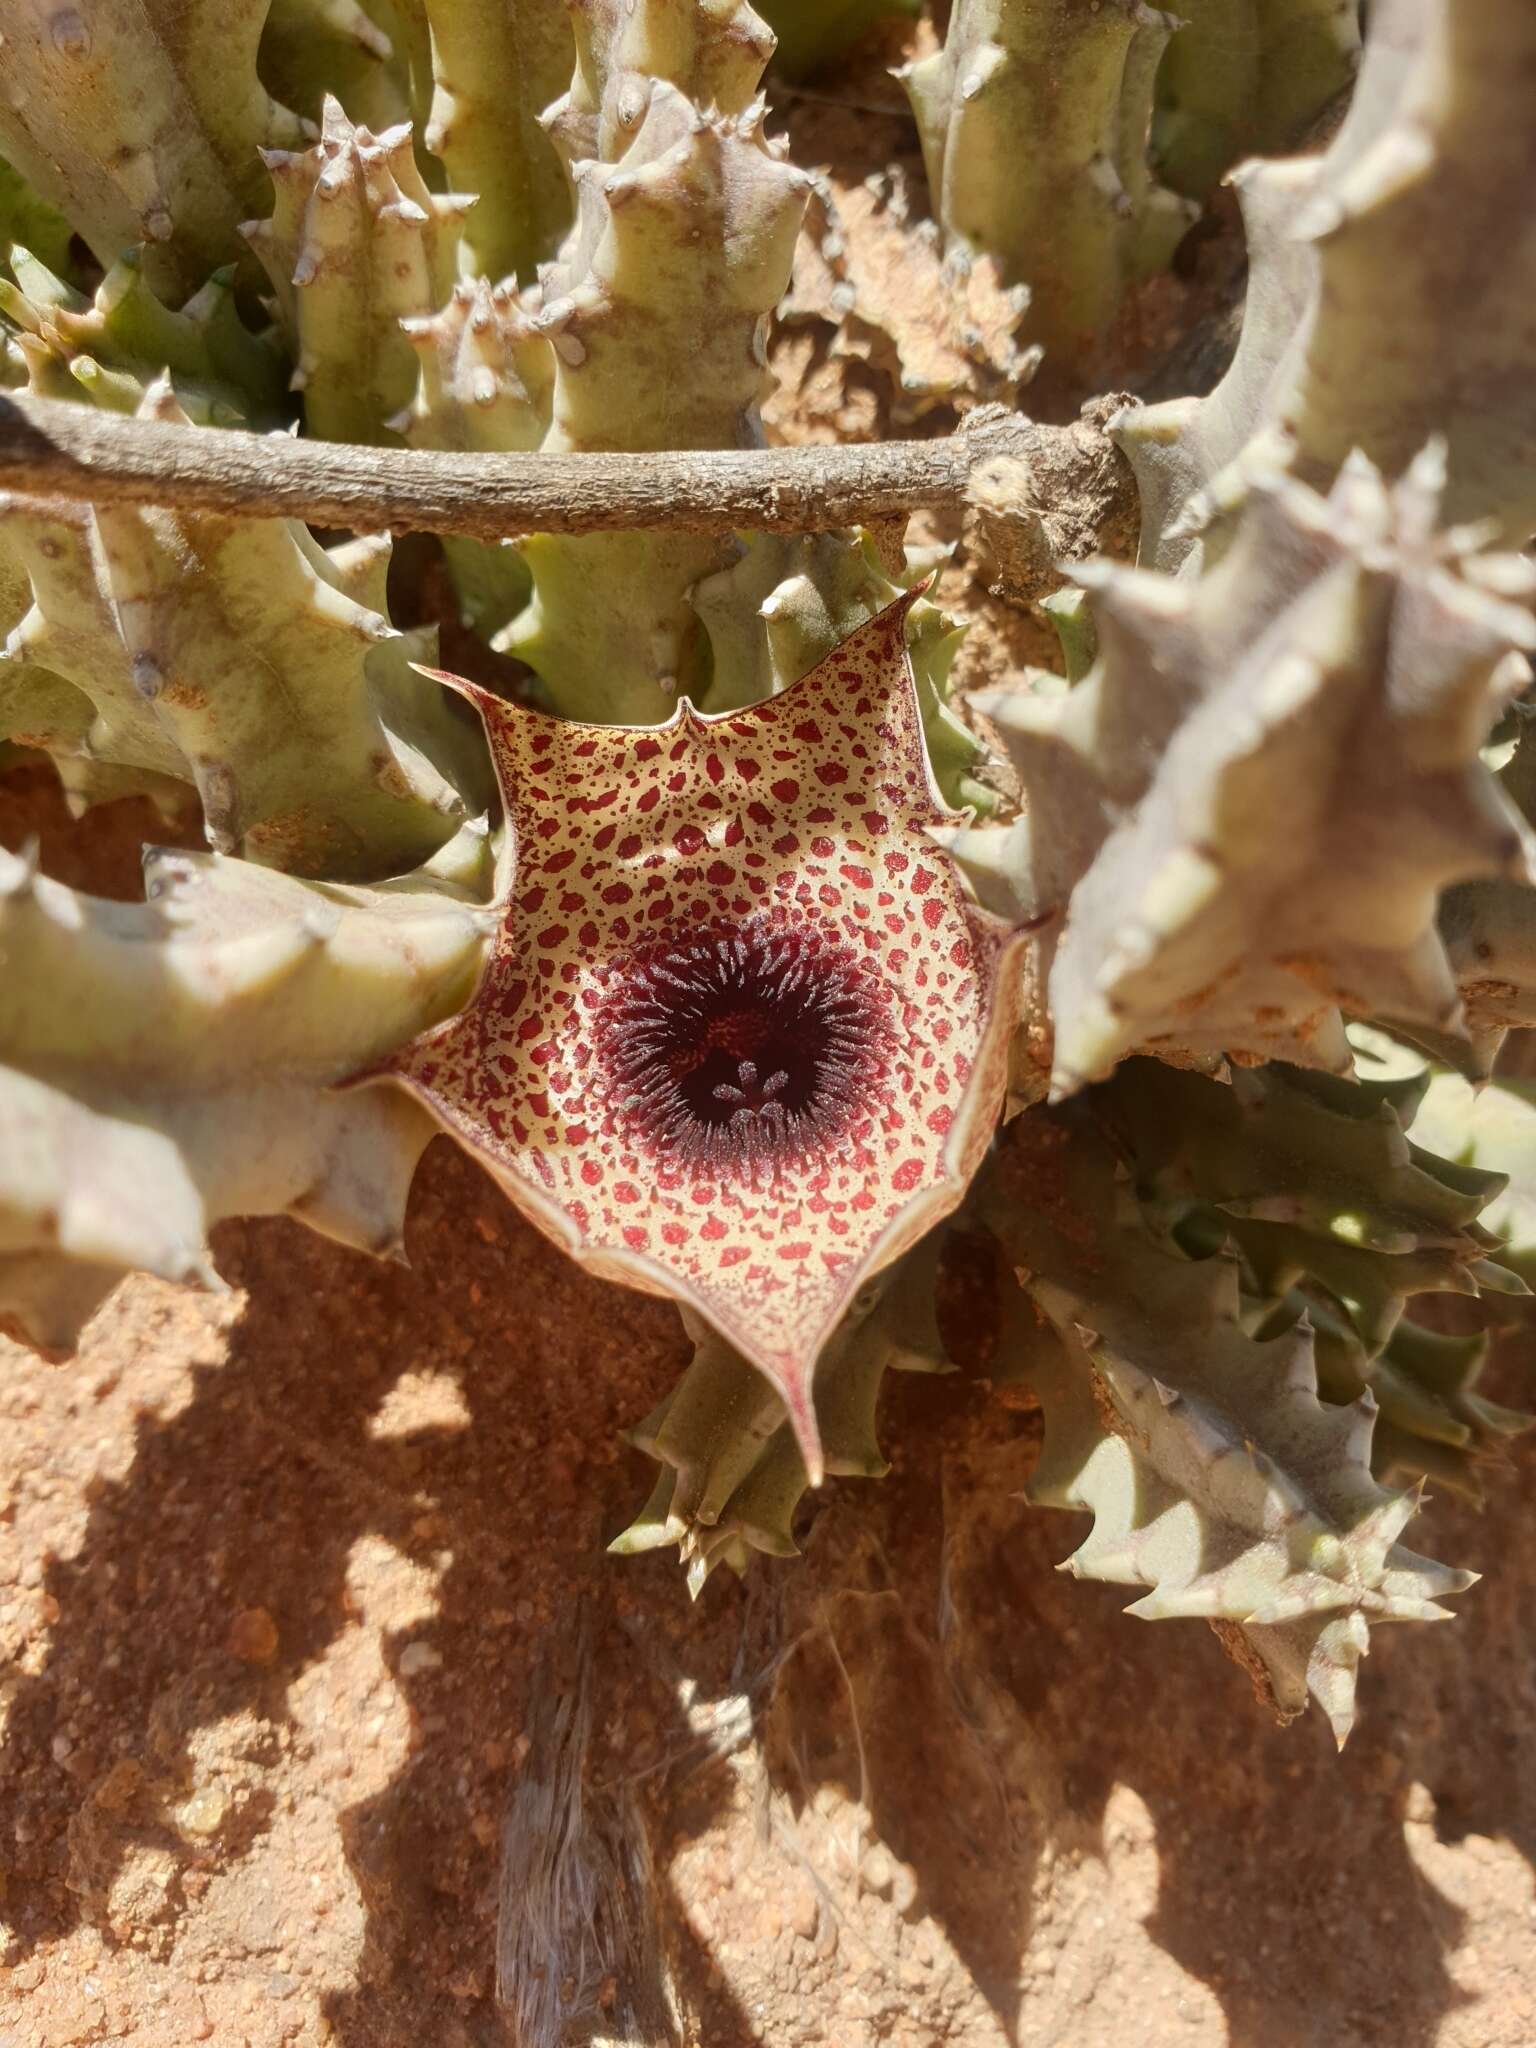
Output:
top-left (0, 389), bottom-right (1105, 541)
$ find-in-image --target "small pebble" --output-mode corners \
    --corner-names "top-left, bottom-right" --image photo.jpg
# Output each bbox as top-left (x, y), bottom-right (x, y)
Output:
top-left (227, 1607), bottom-right (279, 1664)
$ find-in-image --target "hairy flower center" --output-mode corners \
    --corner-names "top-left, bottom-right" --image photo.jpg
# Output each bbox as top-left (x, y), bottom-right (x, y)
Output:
top-left (593, 921), bottom-right (892, 1180)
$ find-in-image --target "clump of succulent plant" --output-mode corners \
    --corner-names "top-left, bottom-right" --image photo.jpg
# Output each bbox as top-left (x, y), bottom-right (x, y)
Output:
top-left (2, 0), bottom-right (1534, 1831)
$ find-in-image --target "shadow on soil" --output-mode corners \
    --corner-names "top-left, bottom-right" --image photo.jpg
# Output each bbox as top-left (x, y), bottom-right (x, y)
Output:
top-left (5, 738), bottom-right (1534, 2048)
top-left (3, 1129), bottom-right (1532, 2044)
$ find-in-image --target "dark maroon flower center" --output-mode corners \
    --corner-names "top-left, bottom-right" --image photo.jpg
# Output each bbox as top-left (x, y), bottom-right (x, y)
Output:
top-left (592, 920), bottom-right (892, 1180)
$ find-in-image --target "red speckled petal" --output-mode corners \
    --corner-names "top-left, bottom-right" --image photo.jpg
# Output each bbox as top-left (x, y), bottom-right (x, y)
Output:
top-left (359, 593), bottom-right (1022, 1480)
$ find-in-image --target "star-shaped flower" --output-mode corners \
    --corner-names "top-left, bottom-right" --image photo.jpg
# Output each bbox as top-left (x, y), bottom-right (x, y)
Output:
top-left (359, 595), bottom-right (1022, 1475)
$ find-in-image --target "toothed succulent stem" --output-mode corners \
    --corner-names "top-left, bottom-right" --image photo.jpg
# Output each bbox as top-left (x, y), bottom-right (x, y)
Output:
top-left (1099, 1050), bottom-right (1529, 1497)
top-left (979, 1102), bottom-right (1478, 1744)
top-left (0, 822), bottom-right (492, 1354)
top-left (248, 96), bottom-right (468, 446)
top-left (1152, 0), bottom-right (1361, 200)
top-left (1122, 0), bottom-right (1536, 569)
top-left (2, 384), bottom-right (489, 872)
top-left (903, 0), bottom-right (1197, 366)
top-left (501, 83), bottom-right (810, 722)
top-left (941, 447), bottom-right (1536, 1089)
top-left (399, 274), bottom-right (550, 635)
top-left (0, 0), bottom-right (306, 297)
top-left (1, 245), bottom-right (287, 428)
top-left (421, 0), bottom-right (573, 283)
top-left (613, 1233), bottom-right (953, 1592)
top-left (548, 0), bottom-right (777, 168)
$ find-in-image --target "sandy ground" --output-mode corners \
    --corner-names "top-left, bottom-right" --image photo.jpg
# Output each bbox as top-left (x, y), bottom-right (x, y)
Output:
top-left (3, 1141), bottom-right (1535, 2048)
top-left (4, 34), bottom-right (1534, 2048)
top-left (4, 755), bottom-right (1536, 2047)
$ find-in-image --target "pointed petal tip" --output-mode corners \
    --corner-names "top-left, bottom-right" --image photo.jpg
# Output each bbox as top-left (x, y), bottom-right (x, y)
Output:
top-left (406, 661), bottom-right (504, 720)
top-left (779, 1371), bottom-right (825, 1489)
top-left (407, 659), bottom-right (476, 692)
